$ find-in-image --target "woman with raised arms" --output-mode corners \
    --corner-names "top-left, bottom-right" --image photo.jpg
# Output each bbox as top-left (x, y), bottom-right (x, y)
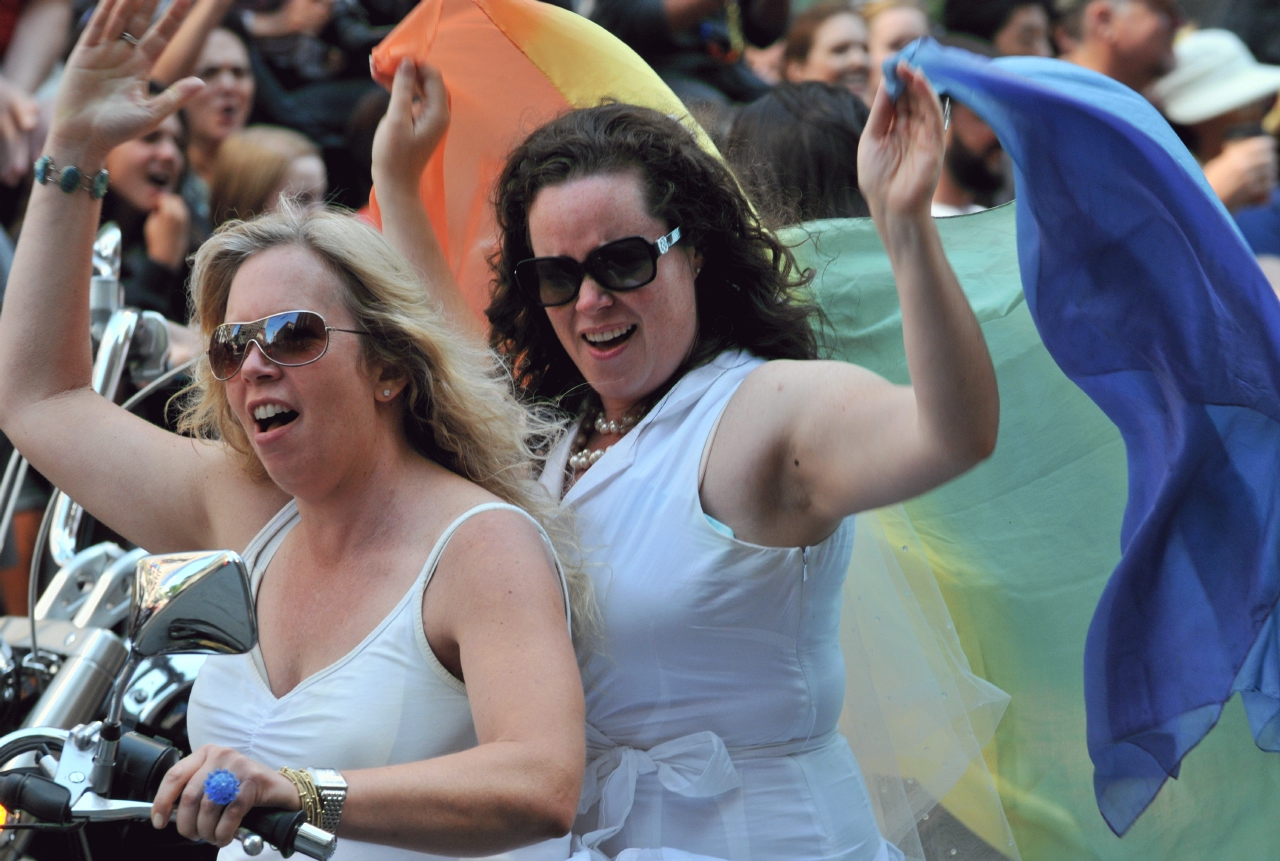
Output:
top-left (0, 1), bottom-right (588, 858)
top-left (374, 51), bottom-right (998, 861)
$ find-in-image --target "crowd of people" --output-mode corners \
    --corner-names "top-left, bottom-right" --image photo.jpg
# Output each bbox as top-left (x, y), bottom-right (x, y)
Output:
top-left (0, 0), bottom-right (1276, 859)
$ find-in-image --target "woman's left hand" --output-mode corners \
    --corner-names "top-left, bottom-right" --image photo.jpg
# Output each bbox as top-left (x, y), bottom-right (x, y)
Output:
top-left (857, 62), bottom-right (945, 220)
top-left (371, 59), bottom-right (450, 191)
top-left (151, 744), bottom-right (302, 847)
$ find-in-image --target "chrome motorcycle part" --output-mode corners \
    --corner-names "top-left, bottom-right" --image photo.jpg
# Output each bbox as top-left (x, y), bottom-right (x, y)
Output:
top-left (237, 827), bottom-right (265, 855)
top-left (46, 307), bottom-right (143, 571)
top-left (53, 722), bottom-right (98, 805)
top-left (44, 491), bottom-right (82, 571)
top-left (71, 547), bottom-right (147, 631)
top-left (1, 619), bottom-right (128, 730)
top-left (0, 725), bottom-right (334, 859)
top-left (129, 311), bottom-right (172, 388)
top-left (96, 551), bottom-right (255, 795)
top-left (34, 543), bottom-right (123, 623)
top-left (89, 223), bottom-right (123, 346)
top-left (129, 551), bottom-right (257, 660)
top-left (0, 452), bottom-right (27, 563)
top-left (121, 654), bottom-right (205, 731)
top-left (90, 309), bottom-right (140, 406)
top-left (0, 727), bottom-right (66, 861)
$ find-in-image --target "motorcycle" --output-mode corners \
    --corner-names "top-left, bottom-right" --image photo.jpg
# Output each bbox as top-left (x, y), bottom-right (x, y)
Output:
top-left (0, 225), bottom-right (321, 858)
top-left (0, 550), bottom-right (335, 860)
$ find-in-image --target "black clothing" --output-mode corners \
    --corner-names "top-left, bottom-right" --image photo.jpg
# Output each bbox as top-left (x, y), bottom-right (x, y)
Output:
top-left (589, 0), bottom-right (785, 104)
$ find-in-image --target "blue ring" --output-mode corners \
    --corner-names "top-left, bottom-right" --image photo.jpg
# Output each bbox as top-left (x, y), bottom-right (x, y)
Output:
top-left (203, 768), bottom-right (240, 806)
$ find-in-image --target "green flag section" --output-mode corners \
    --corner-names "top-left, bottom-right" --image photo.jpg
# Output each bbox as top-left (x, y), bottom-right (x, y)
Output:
top-left (783, 203), bottom-right (1280, 861)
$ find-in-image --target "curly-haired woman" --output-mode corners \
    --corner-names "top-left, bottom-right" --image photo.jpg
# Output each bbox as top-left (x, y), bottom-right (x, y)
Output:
top-left (0, 3), bottom-right (589, 858)
top-left (375, 55), bottom-right (997, 861)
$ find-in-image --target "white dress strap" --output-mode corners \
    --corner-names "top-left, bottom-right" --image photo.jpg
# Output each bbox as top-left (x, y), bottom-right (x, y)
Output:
top-left (417, 502), bottom-right (572, 634)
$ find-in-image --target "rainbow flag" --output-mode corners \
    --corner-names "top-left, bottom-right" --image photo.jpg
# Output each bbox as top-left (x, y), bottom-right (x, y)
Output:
top-left (790, 204), bottom-right (1280, 860)
top-left (368, 0), bottom-right (713, 318)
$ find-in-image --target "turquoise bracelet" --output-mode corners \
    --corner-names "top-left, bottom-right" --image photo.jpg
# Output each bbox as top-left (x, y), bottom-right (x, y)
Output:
top-left (33, 155), bottom-right (109, 200)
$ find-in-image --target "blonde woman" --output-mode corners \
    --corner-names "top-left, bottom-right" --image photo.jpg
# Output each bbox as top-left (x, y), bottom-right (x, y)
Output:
top-left (211, 125), bottom-right (328, 226)
top-left (861, 0), bottom-right (930, 94)
top-left (0, 0), bottom-right (586, 858)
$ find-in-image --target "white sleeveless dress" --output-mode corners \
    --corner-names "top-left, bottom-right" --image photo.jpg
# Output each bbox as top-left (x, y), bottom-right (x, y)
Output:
top-left (187, 500), bottom-right (573, 861)
top-left (546, 351), bottom-right (900, 861)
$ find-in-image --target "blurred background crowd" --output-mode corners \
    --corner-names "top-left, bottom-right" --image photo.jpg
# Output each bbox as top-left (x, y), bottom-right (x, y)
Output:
top-left (1, 0), bottom-right (1279, 609)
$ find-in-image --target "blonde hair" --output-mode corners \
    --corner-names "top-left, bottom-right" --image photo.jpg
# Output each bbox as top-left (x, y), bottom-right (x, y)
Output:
top-left (210, 125), bottom-right (320, 227)
top-left (859, 0), bottom-right (927, 24)
top-left (178, 204), bottom-right (596, 638)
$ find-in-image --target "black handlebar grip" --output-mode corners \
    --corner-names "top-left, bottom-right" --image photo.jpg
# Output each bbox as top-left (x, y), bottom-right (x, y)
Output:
top-left (242, 808), bottom-right (307, 857)
top-left (0, 772), bottom-right (72, 824)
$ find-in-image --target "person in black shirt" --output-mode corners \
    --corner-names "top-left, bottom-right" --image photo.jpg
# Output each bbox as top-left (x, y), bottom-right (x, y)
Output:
top-left (589, 0), bottom-right (789, 106)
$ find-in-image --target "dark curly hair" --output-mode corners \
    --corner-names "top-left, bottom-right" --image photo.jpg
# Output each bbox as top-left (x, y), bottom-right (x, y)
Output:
top-left (488, 103), bottom-right (819, 415)
top-left (725, 81), bottom-right (871, 226)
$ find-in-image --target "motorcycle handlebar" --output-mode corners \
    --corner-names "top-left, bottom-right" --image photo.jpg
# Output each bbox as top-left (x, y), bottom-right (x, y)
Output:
top-left (241, 808), bottom-right (336, 860)
top-left (0, 772), bottom-right (72, 824)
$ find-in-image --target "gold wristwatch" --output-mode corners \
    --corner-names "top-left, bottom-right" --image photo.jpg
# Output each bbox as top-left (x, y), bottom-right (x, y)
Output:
top-left (304, 768), bottom-right (348, 834)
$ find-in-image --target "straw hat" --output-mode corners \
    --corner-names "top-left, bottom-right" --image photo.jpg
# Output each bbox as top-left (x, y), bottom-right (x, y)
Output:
top-left (1153, 29), bottom-right (1280, 125)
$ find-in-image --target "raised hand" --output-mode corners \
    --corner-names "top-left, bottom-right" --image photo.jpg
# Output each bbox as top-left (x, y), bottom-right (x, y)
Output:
top-left (1204, 135), bottom-right (1278, 212)
top-left (0, 78), bottom-right (38, 185)
top-left (144, 191), bottom-right (191, 269)
top-left (857, 62), bottom-right (945, 220)
top-left (47, 0), bottom-right (203, 168)
top-left (371, 59), bottom-right (450, 190)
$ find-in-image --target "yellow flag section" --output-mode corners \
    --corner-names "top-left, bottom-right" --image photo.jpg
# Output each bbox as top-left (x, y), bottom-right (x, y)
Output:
top-left (368, 0), bottom-right (709, 318)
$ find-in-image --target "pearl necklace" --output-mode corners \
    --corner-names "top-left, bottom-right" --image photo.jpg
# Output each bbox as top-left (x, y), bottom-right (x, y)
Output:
top-left (568, 410), bottom-right (642, 472)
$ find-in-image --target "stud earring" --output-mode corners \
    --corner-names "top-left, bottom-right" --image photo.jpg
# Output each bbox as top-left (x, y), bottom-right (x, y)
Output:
top-left (383, 389), bottom-right (391, 397)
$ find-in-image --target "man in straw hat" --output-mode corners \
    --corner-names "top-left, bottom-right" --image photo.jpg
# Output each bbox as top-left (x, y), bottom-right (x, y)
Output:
top-left (1153, 28), bottom-right (1280, 213)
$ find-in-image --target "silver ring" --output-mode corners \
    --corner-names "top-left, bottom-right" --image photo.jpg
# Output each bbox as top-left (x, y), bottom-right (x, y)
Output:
top-left (119, 31), bottom-right (140, 46)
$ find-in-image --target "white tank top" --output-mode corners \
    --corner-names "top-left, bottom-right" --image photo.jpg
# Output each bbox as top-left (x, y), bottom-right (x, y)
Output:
top-left (187, 500), bottom-right (573, 861)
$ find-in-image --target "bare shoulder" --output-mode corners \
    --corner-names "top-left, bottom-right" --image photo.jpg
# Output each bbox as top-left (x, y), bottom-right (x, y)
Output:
top-left (422, 489), bottom-right (566, 661)
top-left (435, 503), bottom-right (557, 592)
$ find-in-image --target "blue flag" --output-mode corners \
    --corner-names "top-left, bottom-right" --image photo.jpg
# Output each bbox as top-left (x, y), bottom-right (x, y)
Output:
top-left (884, 41), bottom-right (1280, 837)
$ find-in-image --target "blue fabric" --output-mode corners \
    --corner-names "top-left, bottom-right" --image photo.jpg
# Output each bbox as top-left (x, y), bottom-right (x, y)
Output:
top-left (883, 41), bottom-right (1280, 837)
top-left (1235, 190), bottom-right (1280, 256)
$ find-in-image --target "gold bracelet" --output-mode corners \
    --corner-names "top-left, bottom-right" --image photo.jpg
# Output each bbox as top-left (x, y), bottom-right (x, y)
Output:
top-left (278, 766), bottom-right (323, 826)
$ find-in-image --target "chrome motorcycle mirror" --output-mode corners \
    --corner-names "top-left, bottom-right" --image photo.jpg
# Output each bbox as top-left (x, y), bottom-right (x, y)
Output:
top-left (85, 551), bottom-right (256, 795)
top-left (128, 550), bottom-right (256, 658)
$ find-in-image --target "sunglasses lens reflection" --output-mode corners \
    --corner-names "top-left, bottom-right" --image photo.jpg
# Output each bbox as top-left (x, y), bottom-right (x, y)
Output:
top-left (208, 312), bottom-right (331, 380)
top-left (532, 260), bottom-right (585, 307)
top-left (593, 238), bottom-right (655, 290)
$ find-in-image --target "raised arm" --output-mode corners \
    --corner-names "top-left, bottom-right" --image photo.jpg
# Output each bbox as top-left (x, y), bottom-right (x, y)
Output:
top-left (0, 0), bottom-right (285, 554)
top-left (0, 0), bottom-right (72, 184)
top-left (149, 0), bottom-right (235, 85)
top-left (703, 64), bottom-right (999, 548)
top-left (371, 60), bottom-right (483, 338)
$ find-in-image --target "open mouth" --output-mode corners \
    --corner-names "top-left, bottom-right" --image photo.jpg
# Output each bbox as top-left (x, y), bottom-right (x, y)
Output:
top-left (218, 103), bottom-right (242, 125)
top-left (839, 71), bottom-right (869, 93)
top-left (582, 325), bottom-right (636, 351)
top-left (145, 167), bottom-right (174, 191)
top-left (253, 404), bottom-right (300, 434)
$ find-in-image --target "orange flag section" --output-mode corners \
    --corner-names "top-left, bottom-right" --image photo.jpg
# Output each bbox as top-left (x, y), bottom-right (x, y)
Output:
top-left (368, 0), bottom-right (707, 321)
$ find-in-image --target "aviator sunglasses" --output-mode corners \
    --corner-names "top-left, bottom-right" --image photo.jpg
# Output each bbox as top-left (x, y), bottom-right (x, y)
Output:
top-left (514, 227), bottom-right (682, 308)
top-left (207, 310), bottom-right (365, 381)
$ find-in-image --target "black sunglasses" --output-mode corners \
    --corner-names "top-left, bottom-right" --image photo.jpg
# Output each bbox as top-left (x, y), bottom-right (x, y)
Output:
top-left (514, 227), bottom-right (682, 308)
top-left (208, 310), bottom-right (364, 381)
